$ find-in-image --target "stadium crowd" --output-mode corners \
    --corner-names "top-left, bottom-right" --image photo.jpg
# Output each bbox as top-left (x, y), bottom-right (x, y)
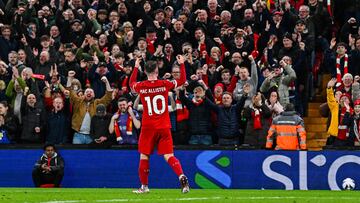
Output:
top-left (0, 0), bottom-right (359, 149)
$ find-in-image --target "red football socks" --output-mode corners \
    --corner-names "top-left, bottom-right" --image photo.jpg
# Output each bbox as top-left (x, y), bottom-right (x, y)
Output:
top-left (167, 156), bottom-right (184, 177)
top-left (139, 159), bottom-right (149, 185)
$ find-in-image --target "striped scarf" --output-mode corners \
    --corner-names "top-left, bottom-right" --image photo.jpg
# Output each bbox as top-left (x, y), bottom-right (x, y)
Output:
top-left (338, 107), bottom-right (352, 140)
top-left (114, 113), bottom-right (133, 141)
top-left (327, 0), bottom-right (332, 17)
top-left (336, 54), bottom-right (348, 85)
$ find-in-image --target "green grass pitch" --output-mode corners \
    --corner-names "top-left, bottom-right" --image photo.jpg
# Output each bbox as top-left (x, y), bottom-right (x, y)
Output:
top-left (0, 188), bottom-right (359, 203)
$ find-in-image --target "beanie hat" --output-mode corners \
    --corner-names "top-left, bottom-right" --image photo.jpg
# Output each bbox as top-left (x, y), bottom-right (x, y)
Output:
top-left (354, 99), bottom-right (360, 106)
top-left (339, 93), bottom-right (351, 101)
top-left (214, 83), bottom-right (225, 92)
top-left (96, 104), bottom-right (106, 114)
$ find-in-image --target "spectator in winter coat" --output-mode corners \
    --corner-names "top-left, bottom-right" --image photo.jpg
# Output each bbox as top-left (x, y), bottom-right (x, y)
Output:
top-left (46, 97), bottom-right (70, 145)
top-left (5, 68), bottom-right (27, 123)
top-left (0, 101), bottom-right (19, 144)
top-left (58, 50), bottom-right (84, 85)
top-left (243, 92), bottom-right (272, 148)
top-left (88, 61), bottom-right (117, 99)
top-left (90, 104), bottom-right (114, 147)
top-left (179, 80), bottom-right (213, 145)
top-left (32, 144), bottom-right (64, 187)
top-left (260, 60), bottom-right (297, 106)
top-left (20, 93), bottom-right (47, 143)
top-left (349, 99), bottom-right (360, 146)
top-left (206, 83), bottom-right (250, 145)
top-left (66, 72), bottom-right (113, 144)
top-left (324, 40), bottom-right (355, 85)
top-left (326, 78), bottom-right (354, 147)
top-left (0, 25), bottom-right (18, 63)
top-left (231, 55), bottom-right (257, 106)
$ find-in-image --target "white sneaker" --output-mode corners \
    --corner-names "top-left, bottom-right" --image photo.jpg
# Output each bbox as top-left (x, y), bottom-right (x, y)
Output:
top-left (179, 175), bottom-right (190, 193)
top-left (132, 185), bottom-right (150, 194)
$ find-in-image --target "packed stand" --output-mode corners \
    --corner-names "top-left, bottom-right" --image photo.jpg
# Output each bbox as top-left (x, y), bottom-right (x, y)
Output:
top-left (0, 0), bottom-right (358, 149)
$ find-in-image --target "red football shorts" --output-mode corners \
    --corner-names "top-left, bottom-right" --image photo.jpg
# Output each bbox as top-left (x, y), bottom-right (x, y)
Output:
top-left (138, 128), bottom-right (174, 155)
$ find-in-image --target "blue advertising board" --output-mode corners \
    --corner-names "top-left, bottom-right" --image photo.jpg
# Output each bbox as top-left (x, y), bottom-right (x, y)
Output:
top-left (0, 149), bottom-right (359, 190)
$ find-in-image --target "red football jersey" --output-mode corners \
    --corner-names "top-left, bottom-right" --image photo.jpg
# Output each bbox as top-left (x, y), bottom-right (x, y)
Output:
top-left (133, 79), bottom-right (176, 129)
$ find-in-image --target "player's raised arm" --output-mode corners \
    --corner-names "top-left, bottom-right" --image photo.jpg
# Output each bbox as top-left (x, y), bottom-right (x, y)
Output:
top-left (175, 55), bottom-right (186, 87)
top-left (129, 57), bottom-right (141, 92)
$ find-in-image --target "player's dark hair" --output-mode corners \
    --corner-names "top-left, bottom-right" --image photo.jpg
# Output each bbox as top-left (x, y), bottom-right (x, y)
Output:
top-left (145, 60), bottom-right (157, 74)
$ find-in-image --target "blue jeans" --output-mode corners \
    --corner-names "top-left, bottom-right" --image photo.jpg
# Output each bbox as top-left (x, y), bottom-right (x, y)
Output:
top-left (73, 132), bottom-right (93, 144)
top-left (189, 134), bottom-right (212, 145)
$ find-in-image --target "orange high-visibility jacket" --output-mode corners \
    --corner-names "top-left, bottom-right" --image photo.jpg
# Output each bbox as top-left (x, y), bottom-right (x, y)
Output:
top-left (266, 111), bottom-right (306, 150)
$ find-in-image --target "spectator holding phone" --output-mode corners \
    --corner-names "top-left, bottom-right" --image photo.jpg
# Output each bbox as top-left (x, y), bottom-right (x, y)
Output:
top-left (109, 97), bottom-right (141, 145)
top-left (260, 59), bottom-right (297, 106)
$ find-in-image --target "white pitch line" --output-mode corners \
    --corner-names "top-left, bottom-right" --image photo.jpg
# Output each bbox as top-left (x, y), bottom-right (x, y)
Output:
top-left (96, 197), bottom-right (222, 202)
top-left (38, 196), bottom-right (360, 203)
top-left (94, 196), bottom-right (360, 202)
top-left (40, 201), bottom-right (86, 203)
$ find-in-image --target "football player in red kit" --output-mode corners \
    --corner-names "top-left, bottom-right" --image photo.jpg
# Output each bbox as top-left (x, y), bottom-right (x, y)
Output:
top-left (129, 55), bottom-right (190, 194)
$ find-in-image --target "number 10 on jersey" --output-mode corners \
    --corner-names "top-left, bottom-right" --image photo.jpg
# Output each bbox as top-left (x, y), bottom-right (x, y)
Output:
top-left (144, 95), bottom-right (166, 115)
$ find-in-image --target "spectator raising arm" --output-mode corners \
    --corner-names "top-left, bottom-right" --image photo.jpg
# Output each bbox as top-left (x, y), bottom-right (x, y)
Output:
top-left (129, 57), bottom-right (142, 92)
top-left (174, 55), bottom-right (187, 87)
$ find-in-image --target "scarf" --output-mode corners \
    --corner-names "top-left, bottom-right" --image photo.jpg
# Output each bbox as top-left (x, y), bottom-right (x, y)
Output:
top-left (114, 113), bottom-right (133, 141)
top-left (121, 76), bottom-right (129, 94)
top-left (253, 33), bottom-right (259, 52)
top-left (85, 66), bottom-right (91, 87)
top-left (192, 97), bottom-right (204, 106)
top-left (146, 38), bottom-right (156, 55)
top-left (336, 54), bottom-right (348, 84)
top-left (327, 0), bottom-right (332, 17)
top-left (114, 63), bottom-right (124, 72)
top-left (251, 105), bottom-right (262, 130)
top-left (215, 95), bottom-right (222, 105)
top-left (176, 100), bottom-right (189, 122)
top-left (338, 107), bottom-right (352, 140)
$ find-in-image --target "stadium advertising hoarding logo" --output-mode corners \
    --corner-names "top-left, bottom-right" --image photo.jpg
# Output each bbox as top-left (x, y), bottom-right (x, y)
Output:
top-left (193, 151), bottom-right (360, 190)
top-left (263, 152), bottom-right (360, 190)
top-left (195, 151), bottom-right (231, 189)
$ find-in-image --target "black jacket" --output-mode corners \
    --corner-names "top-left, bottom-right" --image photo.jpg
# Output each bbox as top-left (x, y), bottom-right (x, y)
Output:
top-left (46, 109), bottom-right (70, 144)
top-left (20, 101), bottom-right (46, 143)
top-left (206, 95), bottom-right (247, 138)
top-left (34, 152), bottom-right (64, 173)
top-left (179, 89), bottom-right (213, 135)
top-left (90, 114), bottom-right (112, 140)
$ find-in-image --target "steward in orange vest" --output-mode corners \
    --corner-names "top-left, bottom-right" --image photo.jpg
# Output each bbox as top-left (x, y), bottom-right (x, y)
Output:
top-left (266, 103), bottom-right (306, 150)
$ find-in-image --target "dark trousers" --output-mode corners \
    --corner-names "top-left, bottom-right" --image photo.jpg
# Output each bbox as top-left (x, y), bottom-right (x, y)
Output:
top-left (32, 169), bottom-right (64, 187)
